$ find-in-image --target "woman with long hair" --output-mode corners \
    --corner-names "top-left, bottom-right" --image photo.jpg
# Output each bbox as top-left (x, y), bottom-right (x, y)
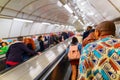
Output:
top-left (68, 37), bottom-right (82, 80)
top-left (24, 38), bottom-right (36, 50)
top-left (23, 38), bottom-right (36, 60)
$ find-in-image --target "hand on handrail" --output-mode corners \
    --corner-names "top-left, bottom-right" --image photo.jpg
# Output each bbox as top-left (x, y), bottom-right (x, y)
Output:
top-left (37, 52), bottom-right (42, 55)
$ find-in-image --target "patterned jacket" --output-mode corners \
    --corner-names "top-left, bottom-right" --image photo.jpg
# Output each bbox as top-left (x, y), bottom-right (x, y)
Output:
top-left (78, 36), bottom-right (120, 80)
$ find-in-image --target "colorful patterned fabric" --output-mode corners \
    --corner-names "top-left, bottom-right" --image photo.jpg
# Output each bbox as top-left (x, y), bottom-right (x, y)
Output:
top-left (78, 36), bottom-right (120, 80)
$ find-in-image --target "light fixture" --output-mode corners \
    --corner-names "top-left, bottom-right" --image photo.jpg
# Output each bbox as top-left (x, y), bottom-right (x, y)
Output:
top-left (13, 18), bottom-right (33, 23)
top-left (80, 1), bottom-right (87, 6)
top-left (83, 27), bottom-right (86, 30)
top-left (63, 4), bottom-right (73, 14)
top-left (87, 12), bottom-right (94, 16)
top-left (57, 1), bottom-right (63, 7)
top-left (78, 20), bottom-right (84, 25)
top-left (74, 16), bottom-right (78, 19)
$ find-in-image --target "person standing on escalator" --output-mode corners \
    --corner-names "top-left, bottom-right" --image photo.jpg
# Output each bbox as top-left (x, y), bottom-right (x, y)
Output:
top-left (78, 21), bottom-right (120, 80)
top-left (38, 35), bottom-right (45, 52)
top-left (5, 36), bottom-right (39, 68)
top-left (82, 26), bottom-right (93, 40)
top-left (68, 37), bottom-right (82, 80)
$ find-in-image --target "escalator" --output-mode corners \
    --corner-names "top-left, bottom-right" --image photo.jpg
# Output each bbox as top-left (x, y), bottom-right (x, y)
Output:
top-left (0, 38), bottom-right (72, 80)
top-left (37, 52), bottom-right (71, 80)
top-left (45, 55), bottom-right (71, 80)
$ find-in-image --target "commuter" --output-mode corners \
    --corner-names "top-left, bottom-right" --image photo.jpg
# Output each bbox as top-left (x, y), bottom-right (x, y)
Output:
top-left (34, 37), bottom-right (40, 52)
top-left (44, 34), bottom-right (49, 41)
top-left (82, 26), bottom-right (92, 40)
top-left (31, 35), bottom-right (36, 41)
top-left (68, 37), bottom-right (82, 80)
top-left (58, 32), bottom-right (62, 42)
top-left (44, 34), bottom-right (50, 48)
top-left (38, 35), bottom-right (45, 52)
top-left (24, 38), bottom-right (35, 50)
top-left (75, 33), bottom-right (82, 43)
top-left (6, 36), bottom-right (38, 68)
top-left (23, 38), bottom-right (36, 60)
top-left (53, 33), bottom-right (59, 45)
top-left (69, 31), bottom-right (75, 37)
top-left (0, 38), bottom-right (3, 48)
top-left (82, 29), bottom-right (96, 47)
top-left (0, 42), bottom-right (8, 55)
top-left (78, 21), bottom-right (120, 80)
top-left (7, 39), bottom-right (13, 45)
top-left (61, 31), bottom-right (69, 40)
top-left (49, 33), bottom-right (55, 46)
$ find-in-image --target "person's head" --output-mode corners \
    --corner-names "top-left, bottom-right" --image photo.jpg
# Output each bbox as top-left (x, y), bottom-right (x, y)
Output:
top-left (38, 35), bottom-right (43, 41)
top-left (1, 42), bottom-right (8, 47)
top-left (95, 21), bottom-right (116, 38)
top-left (82, 32), bottom-right (96, 47)
top-left (0, 39), bottom-right (2, 43)
top-left (17, 36), bottom-right (23, 41)
top-left (24, 38), bottom-right (30, 44)
top-left (24, 38), bottom-right (35, 50)
top-left (71, 37), bottom-right (78, 45)
top-left (87, 26), bottom-right (92, 31)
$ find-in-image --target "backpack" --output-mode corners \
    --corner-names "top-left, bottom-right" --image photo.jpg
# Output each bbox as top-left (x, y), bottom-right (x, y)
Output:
top-left (68, 45), bottom-right (80, 60)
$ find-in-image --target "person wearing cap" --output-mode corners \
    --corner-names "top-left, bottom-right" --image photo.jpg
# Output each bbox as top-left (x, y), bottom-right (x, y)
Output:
top-left (78, 21), bottom-right (120, 80)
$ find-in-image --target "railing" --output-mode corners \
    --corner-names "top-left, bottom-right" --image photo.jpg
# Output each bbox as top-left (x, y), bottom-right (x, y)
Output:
top-left (0, 55), bottom-right (5, 59)
top-left (0, 38), bottom-right (72, 80)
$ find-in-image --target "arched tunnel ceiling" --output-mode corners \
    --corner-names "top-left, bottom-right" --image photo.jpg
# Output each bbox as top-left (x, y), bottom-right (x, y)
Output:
top-left (0, 0), bottom-right (120, 31)
top-left (69, 0), bottom-right (120, 26)
top-left (0, 0), bottom-right (72, 25)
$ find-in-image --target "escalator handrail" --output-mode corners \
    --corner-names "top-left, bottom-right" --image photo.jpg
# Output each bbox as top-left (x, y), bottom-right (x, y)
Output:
top-left (0, 38), bottom-right (72, 80)
top-left (35, 46), bottom-right (68, 80)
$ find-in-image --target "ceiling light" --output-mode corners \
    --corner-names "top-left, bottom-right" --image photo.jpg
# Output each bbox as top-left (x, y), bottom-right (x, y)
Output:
top-left (74, 16), bottom-right (78, 19)
top-left (83, 27), bottom-right (86, 30)
top-left (78, 20), bottom-right (84, 25)
top-left (63, 4), bottom-right (73, 14)
top-left (87, 12), bottom-right (94, 16)
top-left (13, 18), bottom-right (33, 23)
top-left (80, 1), bottom-right (87, 6)
top-left (57, 1), bottom-right (63, 7)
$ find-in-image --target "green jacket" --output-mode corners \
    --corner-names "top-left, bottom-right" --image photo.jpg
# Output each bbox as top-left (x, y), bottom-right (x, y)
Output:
top-left (0, 46), bottom-right (9, 55)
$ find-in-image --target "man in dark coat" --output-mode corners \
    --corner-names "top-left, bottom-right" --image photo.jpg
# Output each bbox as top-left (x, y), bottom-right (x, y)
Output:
top-left (82, 26), bottom-right (92, 40)
top-left (6, 36), bottom-right (38, 67)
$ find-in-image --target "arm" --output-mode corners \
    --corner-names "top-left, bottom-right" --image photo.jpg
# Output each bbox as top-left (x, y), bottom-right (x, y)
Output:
top-left (6, 46), bottom-right (10, 58)
top-left (27, 44), bottom-right (34, 50)
top-left (66, 46), bottom-right (70, 54)
top-left (21, 44), bottom-right (37, 55)
top-left (78, 44), bottom-right (82, 54)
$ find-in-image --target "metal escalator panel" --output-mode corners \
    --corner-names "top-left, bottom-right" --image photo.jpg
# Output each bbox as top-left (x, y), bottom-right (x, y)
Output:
top-left (0, 38), bottom-right (72, 80)
top-left (45, 55), bottom-right (71, 80)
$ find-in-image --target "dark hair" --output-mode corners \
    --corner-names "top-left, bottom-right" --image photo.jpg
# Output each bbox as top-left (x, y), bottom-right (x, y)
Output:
top-left (38, 35), bottom-right (42, 41)
top-left (90, 29), bottom-right (95, 32)
top-left (71, 37), bottom-right (78, 45)
top-left (1, 42), bottom-right (8, 47)
top-left (17, 36), bottom-right (23, 41)
top-left (87, 26), bottom-right (92, 31)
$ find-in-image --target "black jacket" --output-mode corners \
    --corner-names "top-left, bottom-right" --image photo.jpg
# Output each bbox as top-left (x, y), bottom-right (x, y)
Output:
top-left (6, 42), bottom-right (37, 63)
